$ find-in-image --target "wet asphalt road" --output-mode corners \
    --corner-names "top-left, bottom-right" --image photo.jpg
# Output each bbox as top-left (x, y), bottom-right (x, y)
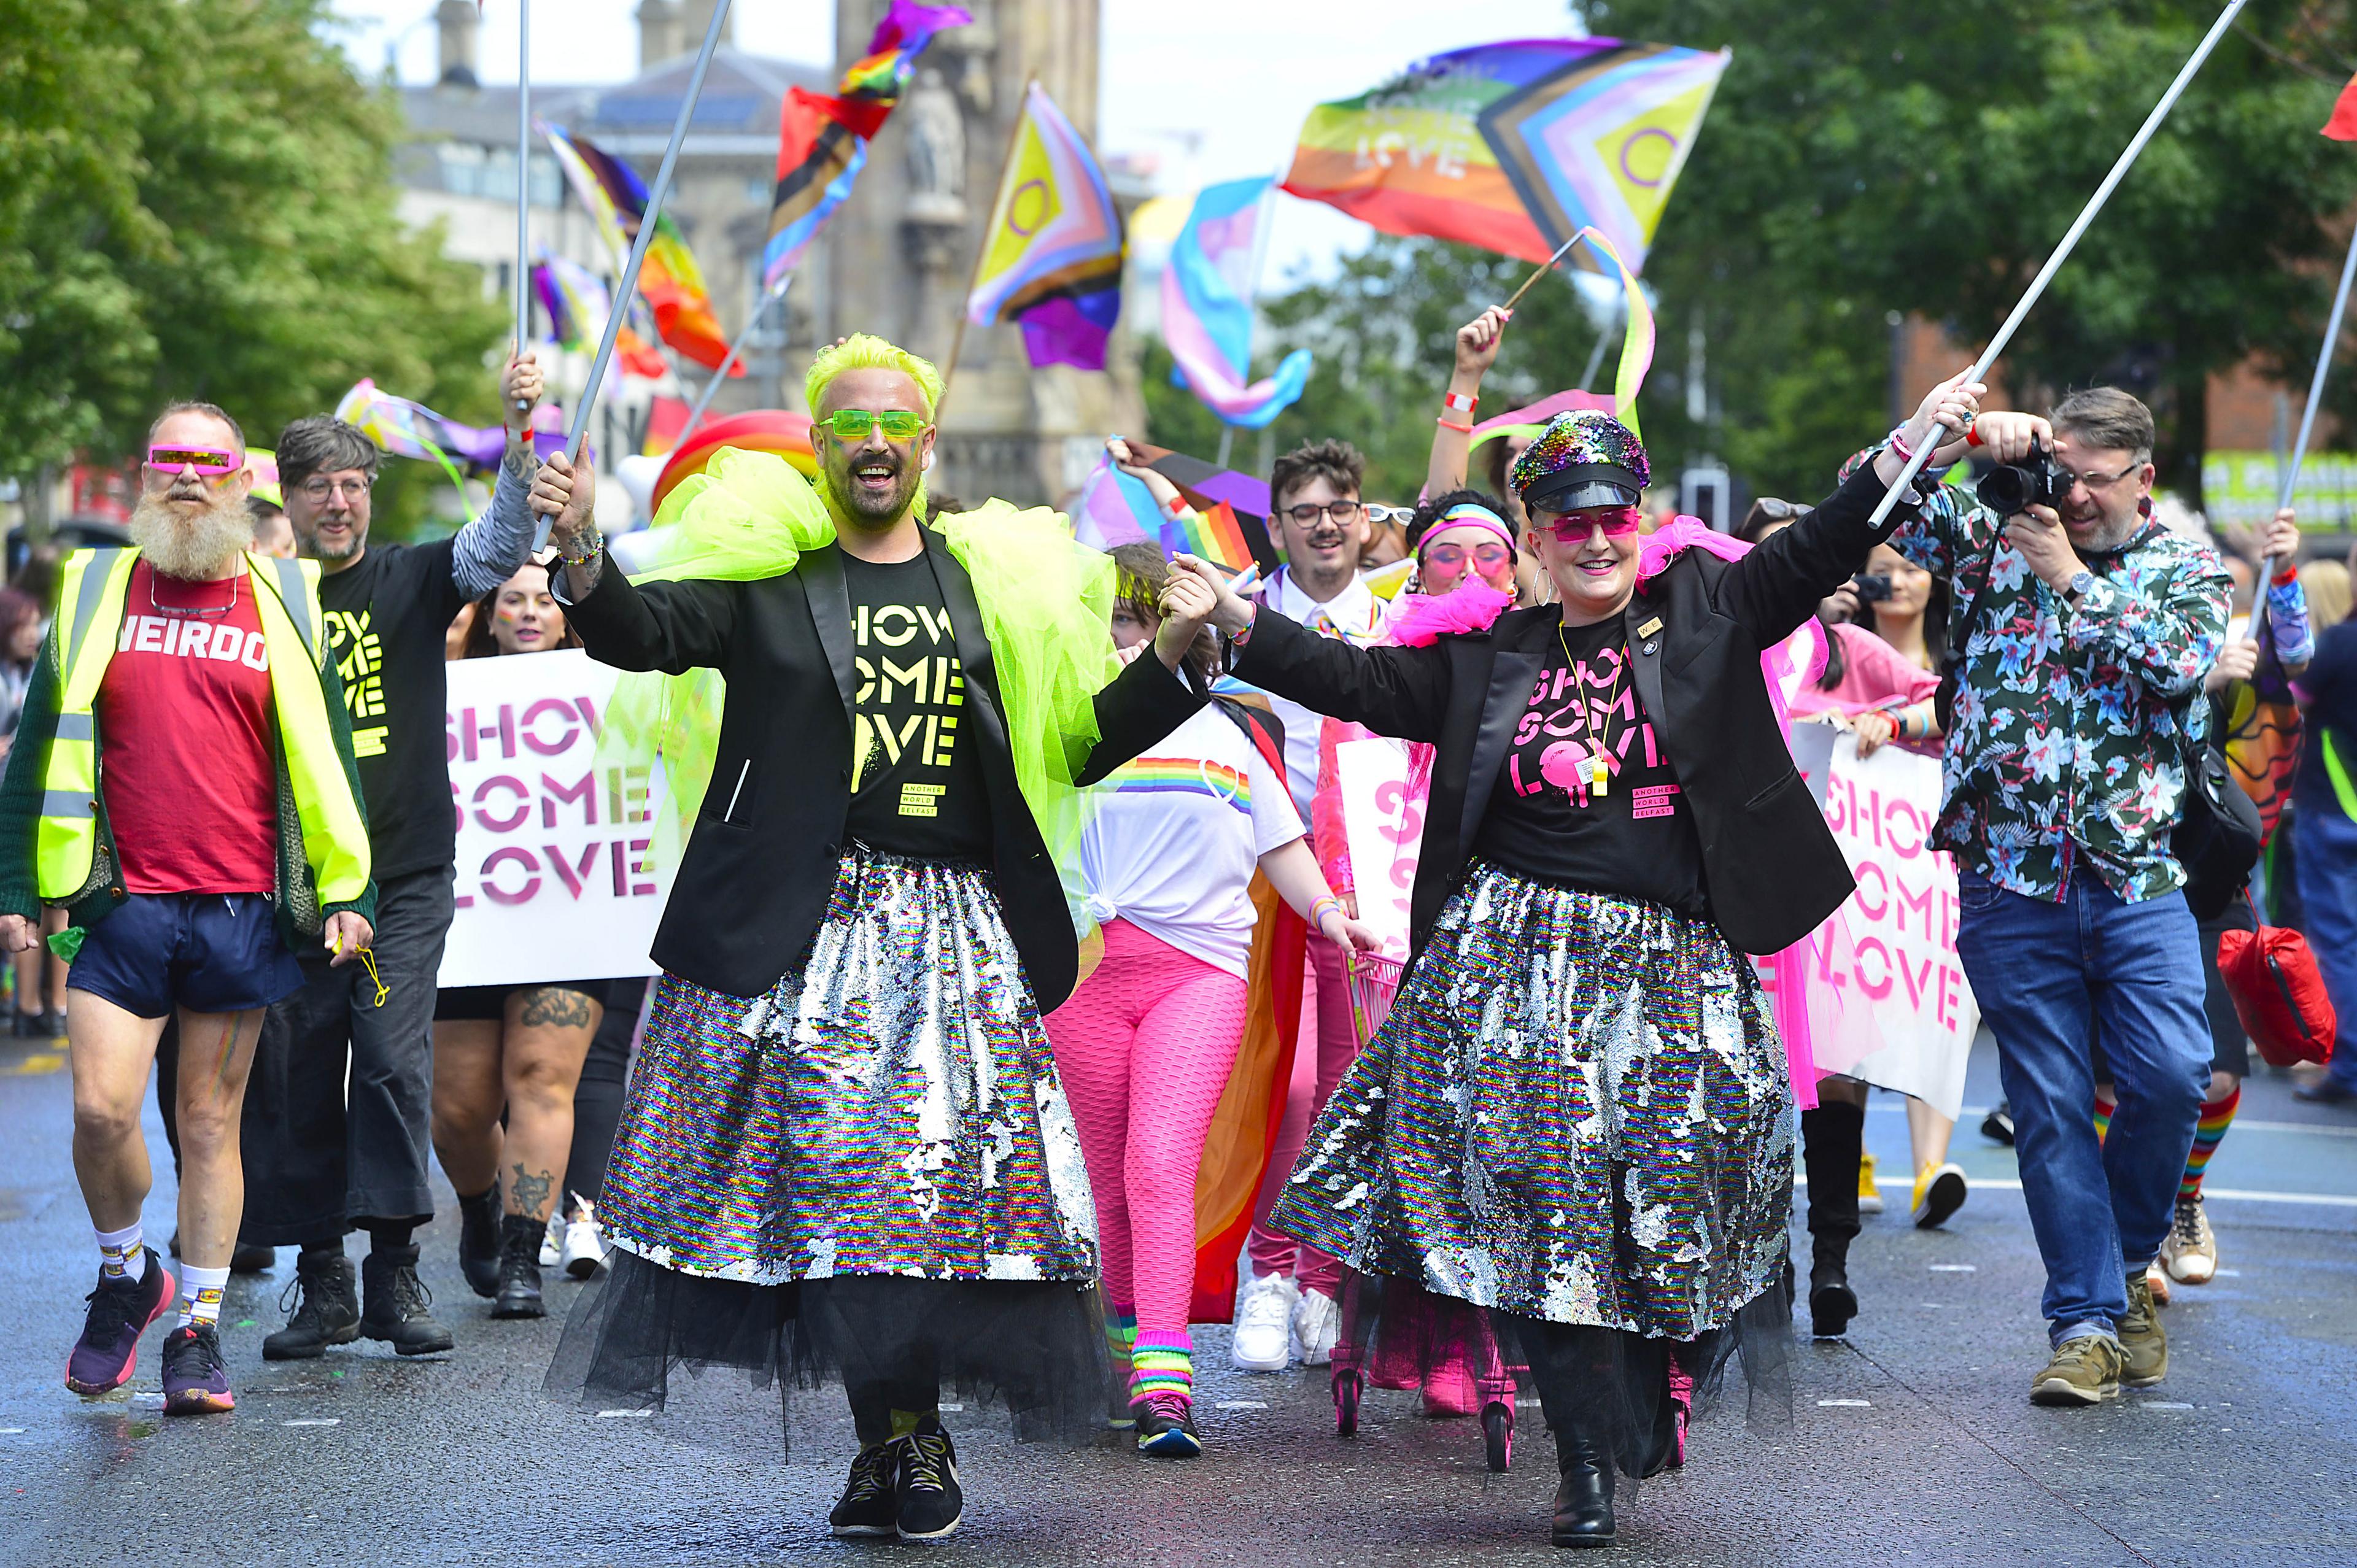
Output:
top-left (2, 1030), bottom-right (2355, 1568)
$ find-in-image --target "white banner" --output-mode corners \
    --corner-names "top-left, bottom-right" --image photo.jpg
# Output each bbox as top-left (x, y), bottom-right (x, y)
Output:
top-left (1335, 736), bottom-right (1420, 960)
top-left (437, 648), bottom-right (665, 987)
top-left (1766, 725), bottom-right (1978, 1119)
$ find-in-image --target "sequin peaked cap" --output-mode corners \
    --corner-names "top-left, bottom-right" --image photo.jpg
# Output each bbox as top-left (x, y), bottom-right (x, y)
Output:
top-left (1510, 409), bottom-right (1650, 514)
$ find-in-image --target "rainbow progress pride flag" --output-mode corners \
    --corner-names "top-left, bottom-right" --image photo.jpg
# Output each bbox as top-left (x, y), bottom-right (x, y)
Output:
top-left (967, 83), bottom-right (1124, 371)
top-left (1284, 36), bottom-right (1728, 272)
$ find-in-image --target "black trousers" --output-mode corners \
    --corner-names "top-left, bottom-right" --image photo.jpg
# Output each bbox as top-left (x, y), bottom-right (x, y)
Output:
top-left (564, 979), bottom-right (645, 1208)
top-left (238, 866), bottom-right (455, 1246)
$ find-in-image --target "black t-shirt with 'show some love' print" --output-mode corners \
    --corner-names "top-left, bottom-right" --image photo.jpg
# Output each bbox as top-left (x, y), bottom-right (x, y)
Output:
top-left (1474, 614), bottom-right (1708, 918)
top-left (840, 552), bottom-right (992, 861)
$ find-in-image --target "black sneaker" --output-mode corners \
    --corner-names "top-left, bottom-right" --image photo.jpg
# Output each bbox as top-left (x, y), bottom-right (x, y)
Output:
top-left (1134, 1391), bottom-right (1202, 1458)
top-left (827, 1442), bottom-right (899, 1537)
top-left (1981, 1101), bottom-right (2015, 1145)
top-left (160, 1323), bottom-right (235, 1415)
top-left (262, 1249), bottom-right (359, 1361)
top-left (65, 1253), bottom-right (174, 1394)
top-left (359, 1245), bottom-right (454, 1355)
top-left (457, 1188), bottom-right (501, 1299)
top-left (491, 1215), bottom-right (545, 1319)
top-left (891, 1419), bottom-right (963, 1540)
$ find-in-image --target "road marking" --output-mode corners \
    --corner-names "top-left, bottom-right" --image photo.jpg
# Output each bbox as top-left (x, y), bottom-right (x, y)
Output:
top-left (2214, 1268), bottom-right (2243, 1277)
top-left (2231, 1117), bottom-right (2357, 1139)
top-left (594, 1409), bottom-right (653, 1419)
top-left (282, 1419), bottom-right (339, 1427)
top-left (0, 1427), bottom-right (25, 1434)
top-left (2140, 1402), bottom-right (2194, 1410)
top-left (1214, 1400), bottom-right (1266, 1410)
top-left (938, 1404), bottom-right (964, 1412)
top-left (1807, 1175), bottom-right (2357, 1207)
top-left (1929, 1264), bottom-right (1976, 1272)
top-left (0, 1052), bottom-right (63, 1076)
top-left (1817, 1399), bottom-right (1872, 1407)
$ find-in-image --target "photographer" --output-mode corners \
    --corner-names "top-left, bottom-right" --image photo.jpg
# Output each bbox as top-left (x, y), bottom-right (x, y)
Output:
top-left (1862, 377), bottom-right (2231, 1408)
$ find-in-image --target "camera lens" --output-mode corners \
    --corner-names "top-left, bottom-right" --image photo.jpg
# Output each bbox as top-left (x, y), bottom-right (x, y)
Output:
top-left (1976, 465), bottom-right (2031, 516)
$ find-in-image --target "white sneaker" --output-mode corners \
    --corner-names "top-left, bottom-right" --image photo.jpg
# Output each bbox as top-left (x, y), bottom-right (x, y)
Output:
top-left (1230, 1271), bottom-right (1298, 1372)
top-left (538, 1210), bottom-right (563, 1267)
top-left (561, 1199), bottom-right (609, 1280)
top-left (1292, 1286), bottom-right (1341, 1366)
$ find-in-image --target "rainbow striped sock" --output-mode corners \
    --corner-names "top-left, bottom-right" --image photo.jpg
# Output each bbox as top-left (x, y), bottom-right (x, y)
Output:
top-left (2180, 1086), bottom-right (2240, 1199)
top-left (1105, 1304), bottom-right (1138, 1364)
top-left (2092, 1089), bottom-right (2116, 1145)
top-left (1129, 1331), bottom-right (1193, 1407)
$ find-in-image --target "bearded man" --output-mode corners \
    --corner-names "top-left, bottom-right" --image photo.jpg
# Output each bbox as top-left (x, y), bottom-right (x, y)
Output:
top-left (529, 335), bottom-right (1217, 1540)
top-left (0, 401), bottom-right (376, 1416)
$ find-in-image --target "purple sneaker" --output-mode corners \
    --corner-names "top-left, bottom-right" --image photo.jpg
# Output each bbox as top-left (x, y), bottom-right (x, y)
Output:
top-left (65, 1252), bottom-right (174, 1396)
top-left (161, 1323), bottom-right (235, 1415)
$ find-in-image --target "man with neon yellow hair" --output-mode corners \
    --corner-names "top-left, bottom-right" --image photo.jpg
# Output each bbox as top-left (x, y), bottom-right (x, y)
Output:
top-left (529, 334), bottom-right (1218, 1540)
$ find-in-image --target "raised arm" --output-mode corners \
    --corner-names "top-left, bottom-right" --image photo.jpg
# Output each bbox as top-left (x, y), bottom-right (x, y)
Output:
top-left (532, 449), bottom-right (740, 673)
top-left (449, 349), bottom-right (546, 598)
top-left (1425, 307), bottom-right (1510, 500)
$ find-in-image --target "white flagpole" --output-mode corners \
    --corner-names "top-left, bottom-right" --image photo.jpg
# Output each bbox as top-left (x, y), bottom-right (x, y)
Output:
top-left (1867, 0), bottom-right (2253, 526)
top-left (2248, 221), bottom-right (2357, 644)
top-left (513, 0), bottom-right (532, 412)
top-left (563, 0), bottom-right (735, 463)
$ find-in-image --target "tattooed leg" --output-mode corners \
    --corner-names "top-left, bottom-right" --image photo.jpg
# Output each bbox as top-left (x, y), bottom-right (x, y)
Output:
top-left (501, 987), bottom-right (600, 1220)
top-left (508, 1162), bottom-right (555, 1222)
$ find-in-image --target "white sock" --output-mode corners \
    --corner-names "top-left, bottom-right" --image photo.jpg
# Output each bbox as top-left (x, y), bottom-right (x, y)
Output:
top-left (178, 1264), bottom-right (230, 1330)
top-left (96, 1222), bottom-right (146, 1283)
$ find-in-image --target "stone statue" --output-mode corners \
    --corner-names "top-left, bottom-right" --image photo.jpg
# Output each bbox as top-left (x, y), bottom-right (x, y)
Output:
top-left (903, 68), bottom-right (965, 202)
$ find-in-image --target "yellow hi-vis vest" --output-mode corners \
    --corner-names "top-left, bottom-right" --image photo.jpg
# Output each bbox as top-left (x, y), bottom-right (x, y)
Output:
top-left (37, 547), bottom-right (371, 911)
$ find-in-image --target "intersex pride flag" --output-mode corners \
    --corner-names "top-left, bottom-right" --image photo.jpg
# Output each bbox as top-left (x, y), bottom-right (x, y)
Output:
top-left (1284, 36), bottom-right (1728, 273)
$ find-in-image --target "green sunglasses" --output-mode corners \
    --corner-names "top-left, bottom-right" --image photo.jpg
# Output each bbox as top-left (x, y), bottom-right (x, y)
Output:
top-left (823, 408), bottom-right (928, 442)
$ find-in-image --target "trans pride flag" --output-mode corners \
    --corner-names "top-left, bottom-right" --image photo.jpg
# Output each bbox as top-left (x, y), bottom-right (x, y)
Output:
top-left (543, 123), bottom-right (738, 373)
top-left (1283, 36), bottom-right (1727, 273)
top-left (967, 83), bottom-right (1124, 371)
top-left (1161, 178), bottom-right (1312, 429)
top-left (764, 1), bottom-right (971, 290)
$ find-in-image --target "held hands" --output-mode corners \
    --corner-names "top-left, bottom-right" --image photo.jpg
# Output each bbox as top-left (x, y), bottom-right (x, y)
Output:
top-left (530, 452), bottom-right (597, 542)
top-left (502, 347), bottom-right (544, 428)
top-left (0, 913), bottom-right (38, 956)
top-left (1153, 563), bottom-right (1218, 671)
top-left (324, 911), bottom-right (373, 968)
top-left (1453, 306), bottom-right (1512, 382)
top-left (1169, 554), bottom-right (1255, 635)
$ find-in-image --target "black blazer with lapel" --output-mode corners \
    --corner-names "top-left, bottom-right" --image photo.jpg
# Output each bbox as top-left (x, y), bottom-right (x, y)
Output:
top-left (565, 528), bottom-right (1206, 1008)
top-left (1231, 459), bottom-right (1918, 957)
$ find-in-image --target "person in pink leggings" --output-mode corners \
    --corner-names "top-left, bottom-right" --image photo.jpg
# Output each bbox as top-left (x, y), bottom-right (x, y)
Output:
top-left (1046, 541), bottom-right (1376, 1459)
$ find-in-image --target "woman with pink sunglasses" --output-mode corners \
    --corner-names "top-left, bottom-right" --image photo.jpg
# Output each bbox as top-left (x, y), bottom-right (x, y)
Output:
top-left (1174, 384), bottom-right (1978, 1551)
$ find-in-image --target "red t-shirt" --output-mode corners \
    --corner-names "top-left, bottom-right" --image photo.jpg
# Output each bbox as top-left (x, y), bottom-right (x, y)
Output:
top-left (95, 560), bottom-right (279, 894)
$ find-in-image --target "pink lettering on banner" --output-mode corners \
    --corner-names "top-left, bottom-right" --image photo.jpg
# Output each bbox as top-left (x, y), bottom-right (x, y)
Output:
top-left (519, 698), bottom-right (579, 757)
top-left (471, 776), bottom-right (530, 833)
top-left (544, 843), bottom-right (601, 898)
top-left (542, 772), bottom-right (596, 828)
top-left (481, 846), bottom-right (541, 905)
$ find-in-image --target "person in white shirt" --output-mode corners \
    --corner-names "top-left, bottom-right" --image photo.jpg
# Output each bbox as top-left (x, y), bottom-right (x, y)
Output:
top-left (1045, 543), bottom-right (1374, 1458)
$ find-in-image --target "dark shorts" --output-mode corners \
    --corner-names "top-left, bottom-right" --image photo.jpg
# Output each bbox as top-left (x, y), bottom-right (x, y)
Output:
top-left (69, 892), bottom-right (303, 1020)
top-left (433, 978), bottom-right (632, 1023)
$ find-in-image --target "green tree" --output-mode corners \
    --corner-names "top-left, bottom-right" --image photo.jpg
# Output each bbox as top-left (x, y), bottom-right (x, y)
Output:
top-left (0, 0), bottom-right (503, 523)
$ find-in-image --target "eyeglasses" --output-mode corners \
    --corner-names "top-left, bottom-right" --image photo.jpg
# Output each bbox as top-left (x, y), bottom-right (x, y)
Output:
top-left (145, 447), bottom-right (241, 477)
top-left (1541, 507), bottom-right (1645, 540)
top-left (1421, 543), bottom-right (1514, 570)
top-left (298, 477), bottom-right (373, 503)
top-left (1364, 504), bottom-right (1409, 525)
top-left (2059, 457), bottom-right (2144, 491)
top-left (823, 409), bottom-right (928, 442)
top-left (1280, 500), bottom-right (1364, 527)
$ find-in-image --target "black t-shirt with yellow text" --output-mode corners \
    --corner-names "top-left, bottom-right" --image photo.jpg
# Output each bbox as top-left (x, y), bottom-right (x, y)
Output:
top-left (320, 538), bottom-right (468, 880)
top-left (840, 552), bottom-right (992, 861)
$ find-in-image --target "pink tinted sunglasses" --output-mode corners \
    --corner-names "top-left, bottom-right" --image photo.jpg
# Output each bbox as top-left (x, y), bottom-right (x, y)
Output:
top-left (1542, 506), bottom-right (1644, 541)
top-left (145, 446), bottom-right (242, 477)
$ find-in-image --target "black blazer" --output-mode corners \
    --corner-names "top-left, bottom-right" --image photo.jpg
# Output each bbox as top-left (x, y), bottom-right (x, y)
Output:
top-left (564, 529), bottom-right (1206, 1007)
top-left (1231, 460), bottom-right (1919, 957)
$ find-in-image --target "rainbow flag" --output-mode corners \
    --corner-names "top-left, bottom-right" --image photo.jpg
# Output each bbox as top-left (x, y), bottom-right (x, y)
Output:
top-left (1284, 36), bottom-right (1727, 273)
top-left (1162, 177), bottom-right (1312, 429)
top-left (543, 123), bottom-right (739, 373)
top-left (1074, 454), bottom-right (1269, 575)
top-left (765, 1), bottom-right (970, 290)
top-left (532, 250), bottom-right (669, 380)
top-left (333, 380), bottom-right (505, 482)
top-left (967, 83), bottom-right (1124, 370)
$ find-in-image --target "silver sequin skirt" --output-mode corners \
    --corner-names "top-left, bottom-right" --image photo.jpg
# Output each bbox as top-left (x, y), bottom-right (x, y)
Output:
top-left (598, 847), bottom-right (1099, 1284)
top-left (1268, 859), bottom-right (1794, 1338)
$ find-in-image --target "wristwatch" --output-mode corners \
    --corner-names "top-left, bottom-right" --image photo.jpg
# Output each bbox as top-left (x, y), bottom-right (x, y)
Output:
top-left (2064, 569), bottom-right (2096, 604)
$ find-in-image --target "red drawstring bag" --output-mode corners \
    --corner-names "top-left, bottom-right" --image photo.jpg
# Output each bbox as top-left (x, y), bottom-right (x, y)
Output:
top-left (2216, 905), bottom-right (2337, 1067)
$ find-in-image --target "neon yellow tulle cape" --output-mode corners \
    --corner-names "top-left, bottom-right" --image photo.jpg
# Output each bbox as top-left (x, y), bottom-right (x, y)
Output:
top-left (594, 448), bottom-right (1122, 933)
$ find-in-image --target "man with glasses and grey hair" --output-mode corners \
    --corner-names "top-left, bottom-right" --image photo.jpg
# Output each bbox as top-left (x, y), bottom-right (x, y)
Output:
top-left (1857, 376), bottom-right (2229, 1408)
top-left (243, 350), bottom-right (543, 1362)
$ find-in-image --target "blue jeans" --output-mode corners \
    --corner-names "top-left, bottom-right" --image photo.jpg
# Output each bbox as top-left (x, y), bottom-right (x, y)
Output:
top-left (1956, 867), bottom-right (2208, 1345)
top-left (2293, 803), bottom-right (2357, 1092)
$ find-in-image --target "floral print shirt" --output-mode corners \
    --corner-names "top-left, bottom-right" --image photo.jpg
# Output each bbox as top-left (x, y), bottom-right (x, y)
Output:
top-left (1846, 448), bottom-right (2232, 903)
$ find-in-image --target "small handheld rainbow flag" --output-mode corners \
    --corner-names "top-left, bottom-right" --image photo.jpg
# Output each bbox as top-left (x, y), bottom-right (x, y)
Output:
top-left (1072, 448), bottom-right (1277, 575)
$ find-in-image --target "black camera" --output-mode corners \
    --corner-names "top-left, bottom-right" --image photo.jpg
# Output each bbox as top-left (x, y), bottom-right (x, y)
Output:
top-left (1851, 573), bottom-right (1892, 603)
top-left (1975, 438), bottom-right (2069, 517)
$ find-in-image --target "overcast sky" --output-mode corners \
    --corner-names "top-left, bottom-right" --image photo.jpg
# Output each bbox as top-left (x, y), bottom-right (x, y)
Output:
top-left (326, 0), bottom-right (1584, 284)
